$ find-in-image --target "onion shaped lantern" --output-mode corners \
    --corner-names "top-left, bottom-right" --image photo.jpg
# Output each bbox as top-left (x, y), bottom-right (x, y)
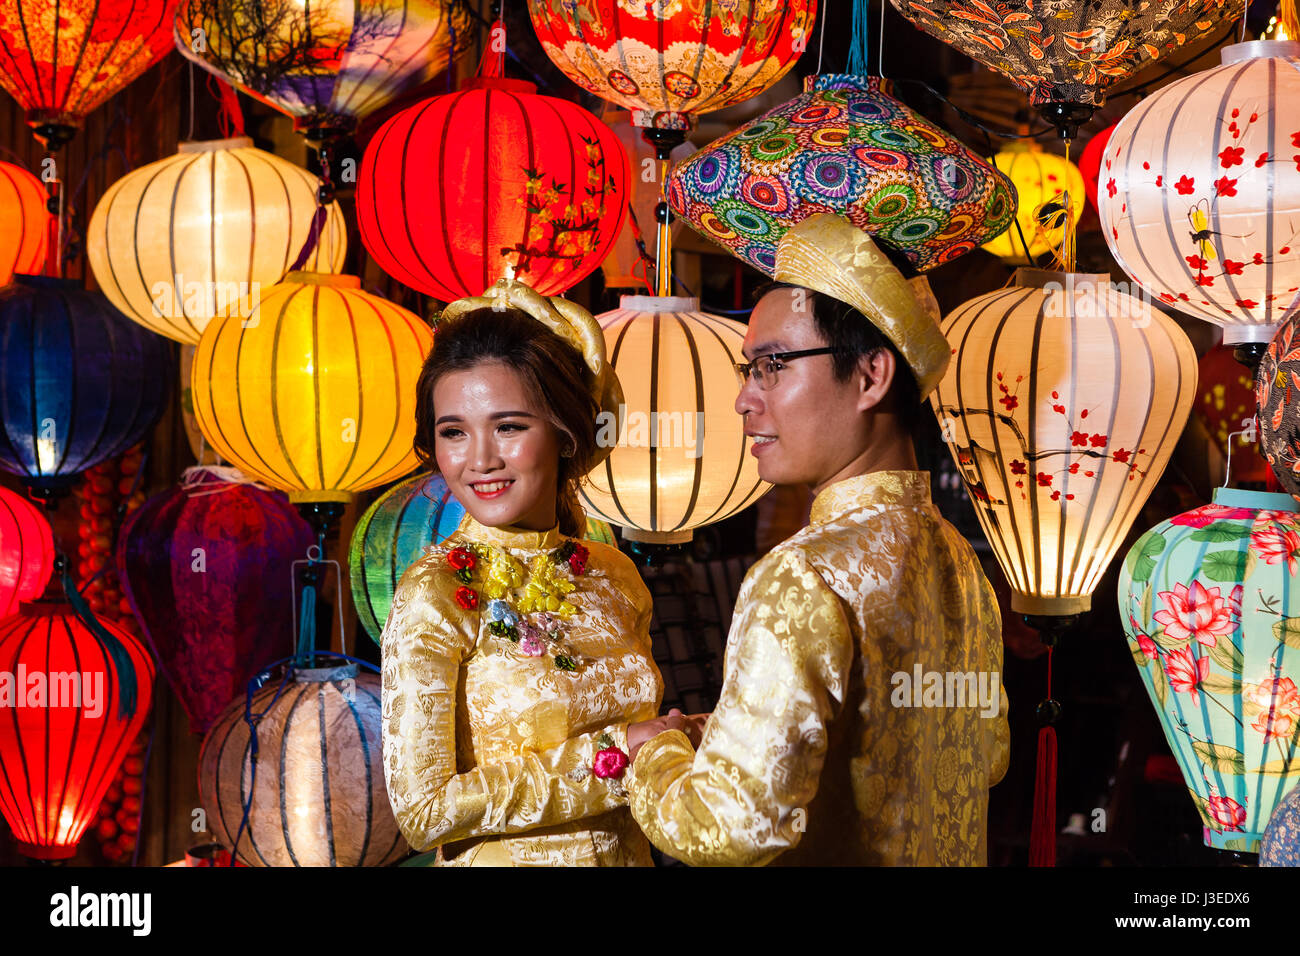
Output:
top-left (0, 162), bottom-right (50, 284)
top-left (0, 486), bottom-right (53, 617)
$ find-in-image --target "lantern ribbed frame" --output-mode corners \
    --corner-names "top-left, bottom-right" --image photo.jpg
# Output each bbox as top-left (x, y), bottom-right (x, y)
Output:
top-left (0, 486), bottom-right (53, 617)
top-left (0, 162), bottom-right (49, 284)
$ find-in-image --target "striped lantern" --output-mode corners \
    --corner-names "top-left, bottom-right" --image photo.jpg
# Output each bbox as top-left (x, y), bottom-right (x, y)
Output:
top-left (0, 162), bottom-right (49, 284)
top-left (1100, 40), bottom-right (1300, 346)
top-left (198, 663), bottom-right (408, 866)
top-left (0, 485), bottom-right (53, 617)
top-left (580, 296), bottom-right (769, 543)
top-left (982, 141), bottom-right (1086, 264)
top-left (191, 272), bottom-right (433, 504)
top-left (932, 269), bottom-right (1197, 615)
top-left (87, 137), bottom-right (347, 345)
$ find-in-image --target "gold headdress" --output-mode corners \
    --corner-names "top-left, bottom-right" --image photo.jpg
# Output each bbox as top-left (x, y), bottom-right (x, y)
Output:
top-left (438, 273), bottom-right (624, 466)
top-left (773, 214), bottom-right (951, 400)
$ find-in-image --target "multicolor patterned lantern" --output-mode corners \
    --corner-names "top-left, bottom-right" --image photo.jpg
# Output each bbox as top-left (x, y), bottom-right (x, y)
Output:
top-left (579, 296), bottom-right (769, 544)
top-left (0, 275), bottom-right (174, 500)
top-left (0, 486), bottom-right (53, 617)
top-left (983, 140), bottom-right (1085, 263)
top-left (1256, 318), bottom-right (1300, 495)
top-left (668, 74), bottom-right (1016, 275)
top-left (0, 600), bottom-right (155, 859)
top-left (1100, 40), bottom-right (1300, 346)
top-left (932, 269), bottom-right (1197, 615)
top-left (87, 137), bottom-right (347, 345)
top-left (888, 0), bottom-right (1235, 138)
top-left (357, 55), bottom-right (630, 300)
top-left (175, 0), bottom-right (472, 142)
top-left (526, 0), bottom-right (816, 131)
top-left (0, 162), bottom-right (50, 284)
top-left (116, 467), bottom-right (315, 734)
top-left (1119, 488), bottom-right (1300, 852)
top-left (0, 0), bottom-right (177, 147)
top-left (199, 663), bottom-right (407, 866)
top-left (191, 272), bottom-right (432, 504)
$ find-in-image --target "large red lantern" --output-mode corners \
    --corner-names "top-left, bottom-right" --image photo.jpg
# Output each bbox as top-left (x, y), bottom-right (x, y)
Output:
top-left (0, 600), bottom-right (154, 859)
top-left (0, 485), bottom-right (54, 617)
top-left (0, 162), bottom-right (50, 284)
top-left (357, 49), bottom-right (629, 300)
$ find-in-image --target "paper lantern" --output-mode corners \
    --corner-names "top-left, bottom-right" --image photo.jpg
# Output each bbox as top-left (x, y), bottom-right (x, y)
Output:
top-left (0, 162), bottom-right (50, 284)
top-left (888, 0), bottom-right (1234, 137)
top-left (932, 269), bottom-right (1196, 615)
top-left (357, 65), bottom-right (630, 300)
top-left (0, 600), bottom-right (155, 859)
top-left (87, 137), bottom-right (347, 345)
top-left (1119, 487), bottom-right (1300, 852)
top-left (982, 140), bottom-right (1085, 263)
top-left (175, 0), bottom-right (472, 142)
top-left (1255, 317), bottom-right (1300, 495)
top-left (668, 74), bottom-right (1016, 275)
top-left (1262, 784), bottom-right (1300, 865)
top-left (199, 663), bottom-right (407, 866)
top-left (0, 0), bottom-right (176, 146)
top-left (1195, 343), bottom-right (1269, 486)
top-left (579, 296), bottom-right (769, 543)
top-left (1100, 40), bottom-right (1300, 346)
top-left (190, 272), bottom-right (432, 504)
top-left (1078, 123), bottom-right (1115, 213)
top-left (350, 472), bottom-right (615, 645)
top-left (0, 486), bottom-right (53, 617)
top-left (116, 467), bottom-right (315, 733)
top-left (527, 0), bottom-right (815, 130)
top-left (0, 275), bottom-right (174, 499)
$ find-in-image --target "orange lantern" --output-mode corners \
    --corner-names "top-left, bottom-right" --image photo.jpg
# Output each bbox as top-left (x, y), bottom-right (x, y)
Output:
top-left (0, 162), bottom-right (49, 284)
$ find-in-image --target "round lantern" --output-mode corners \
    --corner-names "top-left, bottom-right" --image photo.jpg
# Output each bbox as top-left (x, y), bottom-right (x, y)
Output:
top-left (191, 272), bottom-right (432, 504)
top-left (1256, 317), bottom-right (1300, 495)
top-left (116, 467), bottom-right (315, 734)
top-left (87, 138), bottom-right (347, 345)
top-left (0, 486), bottom-right (53, 617)
top-left (668, 74), bottom-right (1017, 275)
top-left (1078, 123), bottom-right (1116, 213)
top-left (0, 162), bottom-right (49, 284)
top-left (579, 296), bottom-right (769, 543)
top-left (1262, 783), bottom-right (1300, 865)
top-left (199, 663), bottom-right (408, 866)
top-left (1119, 487), bottom-right (1300, 852)
top-left (0, 0), bottom-right (176, 147)
top-left (982, 141), bottom-right (1086, 263)
top-left (175, 0), bottom-right (473, 142)
top-left (932, 269), bottom-right (1197, 615)
top-left (0, 275), bottom-right (174, 500)
top-left (0, 600), bottom-right (155, 859)
top-left (1101, 40), bottom-right (1300, 346)
top-left (526, 0), bottom-right (816, 131)
top-left (357, 66), bottom-right (630, 300)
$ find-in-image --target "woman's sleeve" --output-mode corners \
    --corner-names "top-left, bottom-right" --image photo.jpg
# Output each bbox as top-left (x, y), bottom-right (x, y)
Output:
top-left (380, 562), bottom-right (634, 852)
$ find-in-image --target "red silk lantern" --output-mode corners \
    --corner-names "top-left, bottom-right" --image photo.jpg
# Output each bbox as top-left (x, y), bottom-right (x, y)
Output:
top-left (0, 485), bottom-right (54, 617)
top-left (0, 162), bottom-right (50, 284)
top-left (1195, 343), bottom-right (1269, 485)
top-left (0, 601), bottom-right (154, 859)
top-left (1078, 124), bottom-right (1115, 213)
top-left (357, 50), bottom-right (629, 300)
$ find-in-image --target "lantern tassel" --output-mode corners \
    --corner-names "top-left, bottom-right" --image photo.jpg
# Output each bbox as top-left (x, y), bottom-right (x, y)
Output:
top-left (1029, 645), bottom-right (1058, 867)
top-left (295, 578), bottom-right (317, 666)
top-left (62, 564), bottom-right (139, 718)
top-left (1285, 0), bottom-right (1299, 41)
top-left (289, 203), bottom-right (329, 272)
top-left (213, 77), bottom-right (245, 138)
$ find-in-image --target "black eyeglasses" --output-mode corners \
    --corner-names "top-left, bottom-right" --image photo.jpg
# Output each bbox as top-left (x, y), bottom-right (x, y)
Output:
top-left (733, 348), bottom-right (853, 390)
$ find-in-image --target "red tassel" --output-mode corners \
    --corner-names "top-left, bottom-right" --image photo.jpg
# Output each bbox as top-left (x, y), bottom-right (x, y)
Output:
top-left (214, 78), bottom-right (246, 138)
top-left (1029, 723), bottom-right (1058, 866)
top-left (477, 19), bottom-right (506, 79)
top-left (289, 203), bottom-right (329, 272)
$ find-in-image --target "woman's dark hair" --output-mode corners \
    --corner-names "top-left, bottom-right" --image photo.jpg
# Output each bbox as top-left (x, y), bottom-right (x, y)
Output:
top-left (414, 307), bottom-right (599, 538)
top-left (755, 281), bottom-right (921, 432)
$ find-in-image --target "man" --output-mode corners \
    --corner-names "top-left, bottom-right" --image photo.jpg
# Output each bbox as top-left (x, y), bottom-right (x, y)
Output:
top-left (625, 214), bottom-right (1009, 866)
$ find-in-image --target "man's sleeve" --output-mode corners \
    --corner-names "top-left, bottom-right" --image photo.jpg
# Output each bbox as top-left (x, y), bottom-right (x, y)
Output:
top-left (627, 549), bottom-right (853, 866)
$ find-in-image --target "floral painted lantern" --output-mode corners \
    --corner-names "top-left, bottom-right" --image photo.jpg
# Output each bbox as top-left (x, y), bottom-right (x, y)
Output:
top-left (1261, 782), bottom-right (1300, 864)
top-left (199, 663), bottom-right (408, 866)
top-left (932, 269), bottom-right (1197, 615)
top-left (668, 74), bottom-right (1016, 275)
top-left (1100, 40), bottom-right (1300, 348)
top-left (1119, 487), bottom-right (1300, 852)
top-left (87, 137), bottom-right (346, 344)
top-left (982, 140), bottom-right (1086, 263)
top-left (0, 486), bottom-right (53, 618)
top-left (0, 162), bottom-right (50, 284)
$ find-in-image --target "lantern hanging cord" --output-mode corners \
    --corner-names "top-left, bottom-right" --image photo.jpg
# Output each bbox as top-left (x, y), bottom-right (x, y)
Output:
top-left (188, 61), bottom-right (196, 142)
top-left (816, 0), bottom-right (828, 74)
top-left (891, 77), bottom-right (1055, 141)
top-left (984, 134), bottom-right (1036, 265)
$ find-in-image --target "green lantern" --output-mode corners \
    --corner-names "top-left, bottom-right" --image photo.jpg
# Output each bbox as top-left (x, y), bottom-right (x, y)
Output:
top-left (1119, 487), bottom-right (1300, 852)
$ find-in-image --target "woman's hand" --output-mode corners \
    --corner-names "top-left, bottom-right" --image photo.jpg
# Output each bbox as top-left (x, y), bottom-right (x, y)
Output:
top-left (628, 709), bottom-right (710, 761)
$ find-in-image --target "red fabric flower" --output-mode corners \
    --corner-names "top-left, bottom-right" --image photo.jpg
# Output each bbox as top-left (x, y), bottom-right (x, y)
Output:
top-left (454, 586), bottom-right (479, 610)
top-left (1175, 175), bottom-right (1195, 195)
top-left (1219, 146), bottom-right (1244, 167)
top-left (447, 547), bottom-right (476, 571)
top-left (1214, 176), bottom-right (1238, 197)
top-left (568, 543), bottom-right (589, 576)
top-left (592, 746), bottom-right (629, 778)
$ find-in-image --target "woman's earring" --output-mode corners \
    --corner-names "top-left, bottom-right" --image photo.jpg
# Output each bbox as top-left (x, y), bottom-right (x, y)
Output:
top-left (560, 440), bottom-right (575, 458)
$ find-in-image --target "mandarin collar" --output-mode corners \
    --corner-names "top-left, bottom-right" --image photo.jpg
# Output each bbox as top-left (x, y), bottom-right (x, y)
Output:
top-left (455, 513), bottom-right (566, 551)
top-left (809, 471), bottom-right (932, 527)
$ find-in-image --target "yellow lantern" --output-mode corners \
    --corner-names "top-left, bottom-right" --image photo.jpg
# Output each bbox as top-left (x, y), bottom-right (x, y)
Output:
top-left (982, 141), bottom-right (1085, 264)
top-left (87, 137), bottom-right (347, 344)
top-left (191, 272), bottom-right (432, 505)
top-left (931, 269), bottom-right (1197, 615)
top-left (580, 295), bottom-right (769, 544)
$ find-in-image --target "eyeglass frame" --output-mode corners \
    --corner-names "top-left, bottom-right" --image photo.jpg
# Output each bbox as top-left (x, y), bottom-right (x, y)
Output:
top-left (733, 347), bottom-right (857, 390)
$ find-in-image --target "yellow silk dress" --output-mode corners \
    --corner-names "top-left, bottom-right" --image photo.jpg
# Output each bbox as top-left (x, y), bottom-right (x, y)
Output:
top-left (628, 471), bottom-right (1010, 866)
top-left (381, 514), bottom-right (663, 866)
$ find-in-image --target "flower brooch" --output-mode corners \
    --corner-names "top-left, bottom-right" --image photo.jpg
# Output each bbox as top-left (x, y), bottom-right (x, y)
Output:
top-left (567, 732), bottom-right (630, 792)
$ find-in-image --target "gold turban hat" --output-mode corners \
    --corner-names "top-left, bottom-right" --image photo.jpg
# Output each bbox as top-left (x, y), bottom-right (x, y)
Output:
top-left (439, 274), bottom-right (625, 467)
top-left (773, 214), bottom-right (951, 400)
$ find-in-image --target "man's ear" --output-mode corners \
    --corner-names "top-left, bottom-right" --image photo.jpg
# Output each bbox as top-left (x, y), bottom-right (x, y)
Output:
top-left (855, 348), bottom-right (896, 414)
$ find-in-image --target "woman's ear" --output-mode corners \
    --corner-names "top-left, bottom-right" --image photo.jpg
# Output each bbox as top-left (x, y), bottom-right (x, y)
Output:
top-left (855, 348), bottom-right (896, 414)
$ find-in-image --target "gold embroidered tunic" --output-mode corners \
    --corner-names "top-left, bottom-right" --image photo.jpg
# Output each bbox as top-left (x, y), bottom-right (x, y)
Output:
top-left (628, 471), bottom-right (1009, 866)
top-left (381, 515), bottom-right (663, 866)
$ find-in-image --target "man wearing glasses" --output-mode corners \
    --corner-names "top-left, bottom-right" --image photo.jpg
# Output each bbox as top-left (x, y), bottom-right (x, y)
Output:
top-left (625, 214), bottom-right (1008, 866)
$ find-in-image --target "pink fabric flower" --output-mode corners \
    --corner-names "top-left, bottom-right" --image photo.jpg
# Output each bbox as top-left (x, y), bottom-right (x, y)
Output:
top-left (1245, 677), bottom-right (1300, 741)
top-left (1251, 524), bottom-right (1300, 573)
top-left (1153, 581), bottom-right (1236, 647)
top-left (519, 634), bottom-right (547, 657)
top-left (592, 746), bottom-right (629, 779)
top-left (1163, 646), bottom-right (1210, 702)
top-left (1206, 792), bottom-right (1246, 831)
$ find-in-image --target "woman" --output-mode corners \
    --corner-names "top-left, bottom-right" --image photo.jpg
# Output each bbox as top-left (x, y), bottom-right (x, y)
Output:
top-left (381, 277), bottom-right (693, 866)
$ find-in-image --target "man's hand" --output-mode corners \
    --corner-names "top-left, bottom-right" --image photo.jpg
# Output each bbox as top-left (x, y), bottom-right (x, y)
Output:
top-left (628, 708), bottom-right (697, 761)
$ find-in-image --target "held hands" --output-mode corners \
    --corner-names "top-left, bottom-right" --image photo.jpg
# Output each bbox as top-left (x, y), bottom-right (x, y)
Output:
top-left (627, 708), bottom-right (711, 762)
